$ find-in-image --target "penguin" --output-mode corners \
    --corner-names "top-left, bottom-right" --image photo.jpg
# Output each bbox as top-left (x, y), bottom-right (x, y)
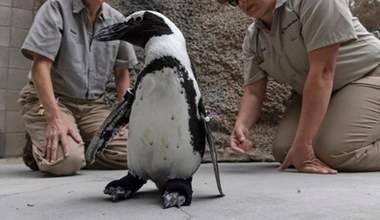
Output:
top-left (86, 10), bottom-right (224, 209)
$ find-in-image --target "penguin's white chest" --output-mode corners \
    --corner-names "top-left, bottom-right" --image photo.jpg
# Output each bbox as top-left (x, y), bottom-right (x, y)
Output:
top-left (127, 67), bottom-right (201, 187)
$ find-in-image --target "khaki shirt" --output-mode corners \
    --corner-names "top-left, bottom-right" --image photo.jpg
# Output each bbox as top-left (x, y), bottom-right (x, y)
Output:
top-left (243, 0), bottom-right (380, 94)
top-left (21, 0), bottom-right (138, 99)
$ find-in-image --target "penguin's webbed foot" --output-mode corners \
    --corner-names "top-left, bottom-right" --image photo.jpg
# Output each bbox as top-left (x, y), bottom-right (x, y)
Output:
top-left (162, 191), bottom-right (186, 209)
top-left (104, 172), bottom-right (146, 202)
top-left (104, 186), bottom-right (132, 201)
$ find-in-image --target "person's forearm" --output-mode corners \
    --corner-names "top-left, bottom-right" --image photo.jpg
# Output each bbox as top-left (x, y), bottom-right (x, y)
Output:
top-left (235, 79), bottom-right (267, 129)
top-left (115, 68), bottom-right (131, 102)
top-left (31, 55), bottom-right (62, 122)
top-left (293, 43), bottom-right (339, 147)
top-left (236, 91), bottom-right (262, 129)
top-left (293, 71), bottom-right (333, 145)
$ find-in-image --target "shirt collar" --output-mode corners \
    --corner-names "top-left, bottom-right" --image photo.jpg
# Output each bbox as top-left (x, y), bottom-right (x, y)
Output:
top-left (275, 0), bottom-right (288, 8)
top-left (254, 0), bottom-right (288, 30)
top-left (72, 0), bottom-right (86, 13)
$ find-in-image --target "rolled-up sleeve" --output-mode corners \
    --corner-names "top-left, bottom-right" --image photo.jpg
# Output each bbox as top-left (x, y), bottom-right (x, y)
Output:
top-left (21, 1), bottom-right (63, 61)
top-left (114, 41), bottom-right (138, 70)
top-left (242, 25), bottom-right (267, 85)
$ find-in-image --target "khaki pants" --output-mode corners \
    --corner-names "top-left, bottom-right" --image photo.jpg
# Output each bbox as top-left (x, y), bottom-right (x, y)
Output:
top-left (18, 83), bottom-right (127, 176)
top-left (273, 65), bottom-right (380, 171)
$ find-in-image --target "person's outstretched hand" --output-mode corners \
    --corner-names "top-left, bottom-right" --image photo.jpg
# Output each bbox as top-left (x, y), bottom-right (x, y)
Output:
top-left (230, 124), bottom-right (253, 154)
top-left (278, 143), bottom-right (337, 174)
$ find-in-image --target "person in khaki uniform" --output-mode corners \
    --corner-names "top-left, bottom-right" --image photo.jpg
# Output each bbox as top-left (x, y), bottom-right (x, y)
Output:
top-left (217, 0), bottom-right (380, 173)
top-left (18, 0), bottom-right (138, 176)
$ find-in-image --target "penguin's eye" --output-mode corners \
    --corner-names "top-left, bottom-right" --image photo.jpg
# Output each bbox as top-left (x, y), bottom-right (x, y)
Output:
top-left (134, 15), bottom-right (143, 23)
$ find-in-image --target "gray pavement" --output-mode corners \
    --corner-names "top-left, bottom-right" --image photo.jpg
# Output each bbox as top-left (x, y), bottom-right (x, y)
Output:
top-left (1, 158), bottom-right (380, 220)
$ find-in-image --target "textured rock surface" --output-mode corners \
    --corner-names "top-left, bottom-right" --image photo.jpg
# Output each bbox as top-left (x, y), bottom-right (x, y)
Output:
top-left (33, 0), bottom-right (294, 162)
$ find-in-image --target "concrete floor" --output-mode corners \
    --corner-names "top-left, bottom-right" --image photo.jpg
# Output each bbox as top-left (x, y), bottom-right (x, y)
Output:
top-left (1, 158), bottom-right (380, 220)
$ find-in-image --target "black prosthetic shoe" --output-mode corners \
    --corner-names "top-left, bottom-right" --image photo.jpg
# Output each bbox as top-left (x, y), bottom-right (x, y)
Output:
top-left (161, 178), bottom-right (193, 209)
top-left (104, 173), bottom-right (146, 201)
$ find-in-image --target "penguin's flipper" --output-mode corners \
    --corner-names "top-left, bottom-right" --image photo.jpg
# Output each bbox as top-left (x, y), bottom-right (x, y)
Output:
top-left (199, 103), bottom-right (224, 197)
top-left (85, 88), bottom-right (135, 165)
top-left (203, 115), bottom-right (225, 197)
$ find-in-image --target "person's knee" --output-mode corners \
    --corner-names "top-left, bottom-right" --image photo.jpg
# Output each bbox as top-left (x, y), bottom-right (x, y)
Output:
top-left (97, 134), bottom-right (128, 169)
top-left (95, 148), bottom-right (127, 169)
top-left (272, 95), bottom-right (301, 163)
top-left (316, 140), bottom-right (380, 171)
top-left (39, 152), bottom-right (85, 176)
top-left (314, 138), bottom-right (352, 170)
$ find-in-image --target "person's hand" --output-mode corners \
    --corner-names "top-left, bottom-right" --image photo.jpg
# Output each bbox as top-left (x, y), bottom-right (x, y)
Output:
top-left (44, 118), bottom-right (81, 162)
top-left (230, 124), bottom-right (253, 154)
top-left (278, 142), bottom-right (337, 174)
top-left (119, 125), bottom-right (128, 136)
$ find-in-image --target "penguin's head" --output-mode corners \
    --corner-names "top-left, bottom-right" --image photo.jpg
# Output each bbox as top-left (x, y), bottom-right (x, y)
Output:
top-left (93, 11), bottom-right (179, 48)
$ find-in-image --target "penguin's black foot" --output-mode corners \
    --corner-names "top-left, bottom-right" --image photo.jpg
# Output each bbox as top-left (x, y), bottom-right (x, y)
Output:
top-left (162, 191), bottom-right (186, 209)
top-left (161, 178), bottom-right (193, 209)
top-left (104, 172), bottom-right (146, 202)
top-left (104, 186), bottom-right (132, 201)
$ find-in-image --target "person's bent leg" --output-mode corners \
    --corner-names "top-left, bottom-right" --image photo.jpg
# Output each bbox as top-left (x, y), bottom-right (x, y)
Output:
top-left (24, 112), bottom-right (85, 175)
top-left (89, 132), bottom-right (128, 169)
top-left (272, 94), bottom-right (301, 163)
top-left (18, 84), bottom-right (85, 176)
top-left (314, 70), bottom-right (380, 171)
top-left (78, 96), bottom-right (128, 170)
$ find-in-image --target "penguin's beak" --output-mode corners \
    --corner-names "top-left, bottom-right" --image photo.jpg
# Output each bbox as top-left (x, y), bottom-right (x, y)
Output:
top-left (93, 22), bottom-right (129, 41)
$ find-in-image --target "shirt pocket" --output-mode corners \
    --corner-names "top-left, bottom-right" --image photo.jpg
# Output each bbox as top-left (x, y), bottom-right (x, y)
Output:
top-left (59, 30), bottom-right (85, 72)
top-left (281, 18), bottom-right (309, 77)
top-left (89, 41), bottom-right (119, 96)
top-left (282, 21), bottom-right (301, 42)
top-left (93, 40), bottom-right (119, 75)
top-left (281, 9), bottom-right (302, 42)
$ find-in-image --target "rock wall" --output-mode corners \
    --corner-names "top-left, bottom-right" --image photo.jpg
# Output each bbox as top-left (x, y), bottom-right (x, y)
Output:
top-left (33, 0), bottom-right (294, 162)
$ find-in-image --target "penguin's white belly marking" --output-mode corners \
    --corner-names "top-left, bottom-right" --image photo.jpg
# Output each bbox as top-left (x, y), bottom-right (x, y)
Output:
top-left (128, 67), bottom-right (201, 186)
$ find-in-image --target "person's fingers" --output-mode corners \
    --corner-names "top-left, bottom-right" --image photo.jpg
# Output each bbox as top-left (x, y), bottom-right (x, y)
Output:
top-left (237, 133), bottom-right (246, 143)
top-left (231, 146), bottom-right (246, 154)
top-left (60, 134), bottom-right (70, 157)
top-left (230, 140), bottom-right (246, 154)
top-left (241, 139), bottom-right (253, 152)
top-left (314, 160), bottom-right (338, 174)
top-left (50, 135), bottom-right (59, 162)
top-left (300, 165), bottom-right (333, 174)
top-left (278, 151), bottom-right (338, 174)
top-left (119, 127), bottom-right (125, 136)
top-left (299, 160), bottom-right (338, 174)
top-left (68, 128), bottom-right (81, 144)
top-left (327, 168), bottom-right (338, 174)
top-left (230, 133), bottom-right (246, 154)
top-left (278, 157), bottom-right (291, 171)
top-left (299, 165), bottom-right (327, 174)
top-left (316, 159), bottom-right (338, 173)
top-left (44, 138), bottom-right (50, 160)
